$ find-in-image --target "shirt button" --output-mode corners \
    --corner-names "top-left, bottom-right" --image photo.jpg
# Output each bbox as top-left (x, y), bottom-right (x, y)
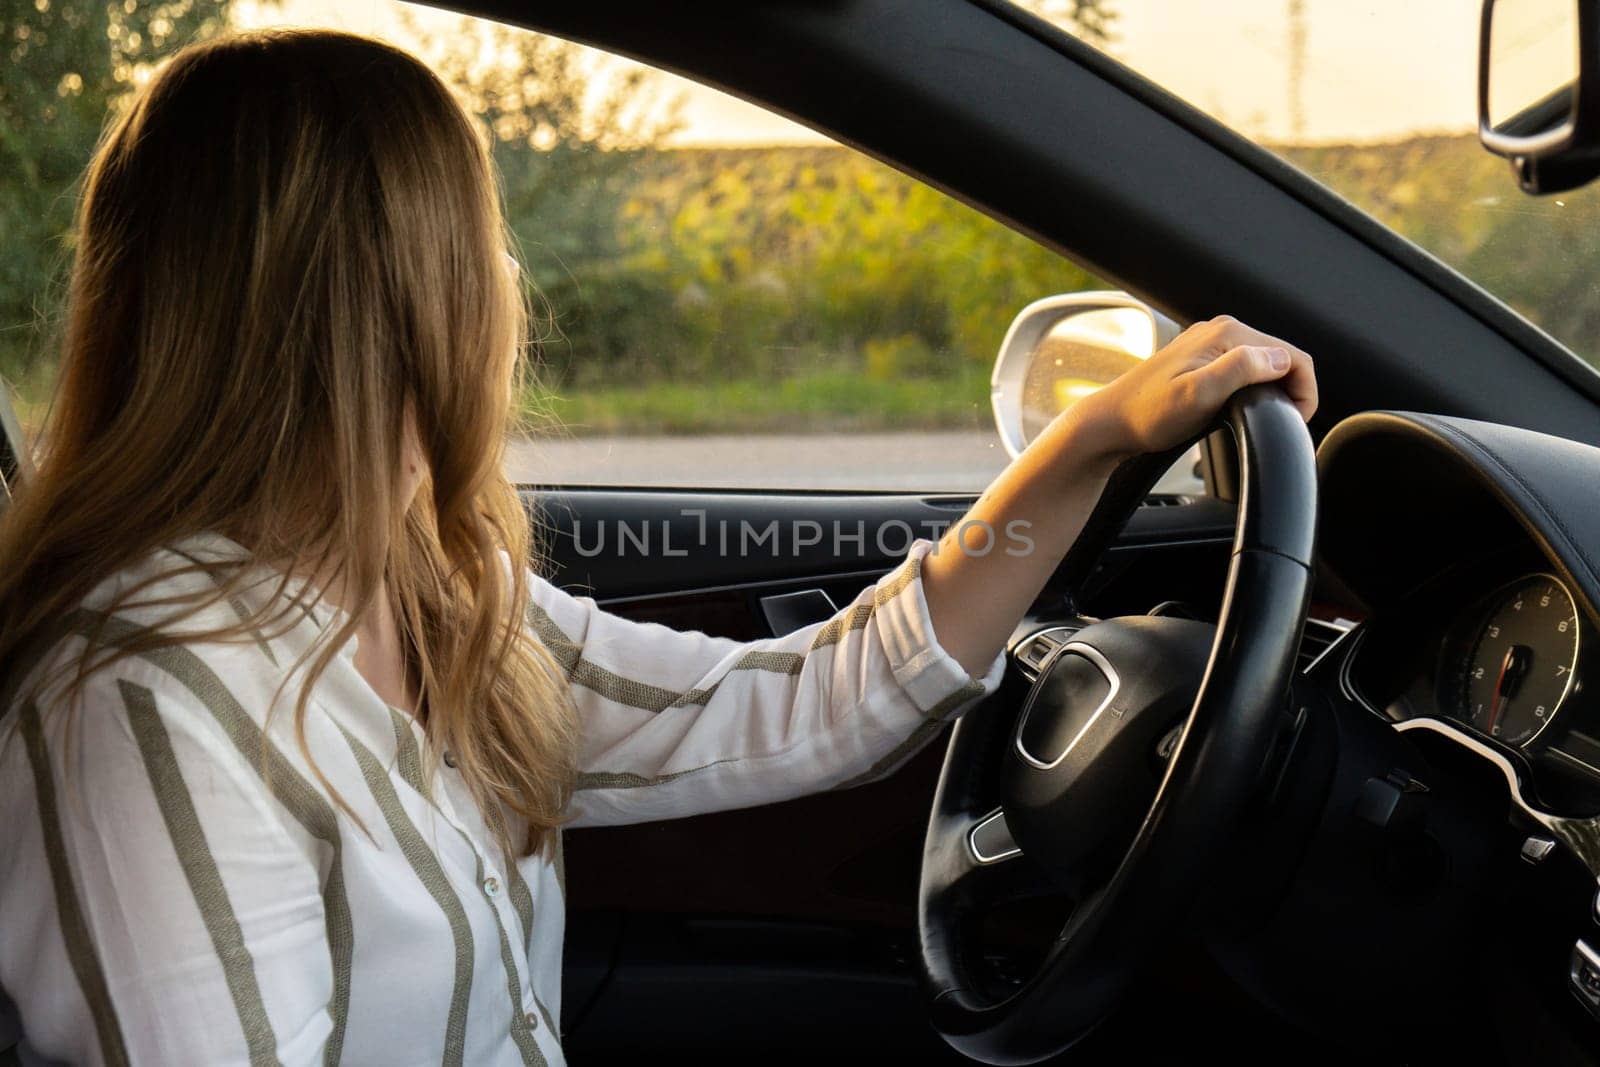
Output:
top-left (484, 876), bottom-right (501, 898)
top-left (524, 1010), bottom-right (539, 1031)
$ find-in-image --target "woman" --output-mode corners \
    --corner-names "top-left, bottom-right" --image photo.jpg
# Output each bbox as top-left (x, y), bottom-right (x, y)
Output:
top-left (0, 29), bottom-right (1315, 1067)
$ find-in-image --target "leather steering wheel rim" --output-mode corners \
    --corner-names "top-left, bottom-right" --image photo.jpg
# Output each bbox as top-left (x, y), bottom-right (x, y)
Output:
top-left (917, 384), bottom-right (1317, 1065)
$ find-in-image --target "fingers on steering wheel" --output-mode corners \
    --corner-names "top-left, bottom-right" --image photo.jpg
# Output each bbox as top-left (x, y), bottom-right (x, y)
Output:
top-left (1190, 343), bottom-right (1317, 423)
top-left (1201, 318), bottom-right (1318, 421)
top-left (1281, 347), bottom-right (1319, 421)
top-left (1187, 344), bottom-right (1282, 406)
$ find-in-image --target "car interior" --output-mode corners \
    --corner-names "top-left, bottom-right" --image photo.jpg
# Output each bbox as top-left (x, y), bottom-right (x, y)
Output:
top-left (516, 3), bottom-right (1600, 1063)
top-left (9, 0), bottom-right (1600, 1064)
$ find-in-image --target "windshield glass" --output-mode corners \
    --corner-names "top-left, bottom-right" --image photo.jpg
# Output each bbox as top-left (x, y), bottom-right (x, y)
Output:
top-left (1018, 0), bottom-right (1600, 373)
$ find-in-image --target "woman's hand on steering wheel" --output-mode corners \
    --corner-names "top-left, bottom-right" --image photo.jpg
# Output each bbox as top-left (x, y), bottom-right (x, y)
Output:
top-left (922, 314), bottom-right (1319, 679)
top-left (1061, 314), bottom-right (1318, 470)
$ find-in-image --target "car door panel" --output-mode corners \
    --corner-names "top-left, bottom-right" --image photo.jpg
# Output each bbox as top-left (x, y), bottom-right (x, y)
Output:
top-left (531, 487), bottom-right (1234, 601)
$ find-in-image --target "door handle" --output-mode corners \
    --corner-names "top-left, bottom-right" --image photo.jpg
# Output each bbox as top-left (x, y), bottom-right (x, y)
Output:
top-left (759, 589), bottom-right (838, 637)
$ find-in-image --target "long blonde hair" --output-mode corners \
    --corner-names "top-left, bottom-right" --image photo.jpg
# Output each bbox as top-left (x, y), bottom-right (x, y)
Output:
top-left (0, 29), bottom-right (578, 855)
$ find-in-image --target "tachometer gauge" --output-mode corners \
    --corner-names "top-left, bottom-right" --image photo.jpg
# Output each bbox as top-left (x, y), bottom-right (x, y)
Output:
top-left (1457, 574), bottom-right (1579, 746)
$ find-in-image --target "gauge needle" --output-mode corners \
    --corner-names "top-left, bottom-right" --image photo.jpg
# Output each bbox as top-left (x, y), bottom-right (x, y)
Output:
top-left (1487, 644), bottom-right (1531, 736)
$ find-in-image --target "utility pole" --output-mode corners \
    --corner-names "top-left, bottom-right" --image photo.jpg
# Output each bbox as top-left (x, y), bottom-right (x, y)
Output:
top-left (1288, 0), bottom-right (1307, 140)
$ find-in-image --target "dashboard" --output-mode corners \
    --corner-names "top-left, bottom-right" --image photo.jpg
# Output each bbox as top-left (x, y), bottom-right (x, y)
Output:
top-left (1315, 412), bottom-right (1600, 820)
top-left (1202, 409), bottom-right (1600, 1053)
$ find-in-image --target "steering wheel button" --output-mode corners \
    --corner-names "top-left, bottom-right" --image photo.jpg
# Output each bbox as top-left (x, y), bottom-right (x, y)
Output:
top-left (969, 809), bottom-right (1021, 864)
top-left (1520, 836), bottom-right (1557, 864)
top-left (1013, 626), bottom-right (1077, 679)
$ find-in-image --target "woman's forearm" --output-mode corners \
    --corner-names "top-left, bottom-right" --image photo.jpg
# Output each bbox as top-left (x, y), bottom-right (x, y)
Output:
top-left (921, 407), bottom-right (1123, 676)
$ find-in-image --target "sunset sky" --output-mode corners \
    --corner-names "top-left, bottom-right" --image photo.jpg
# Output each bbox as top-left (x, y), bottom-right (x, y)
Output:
top-left (234, 0), bottom-right (1484, 148)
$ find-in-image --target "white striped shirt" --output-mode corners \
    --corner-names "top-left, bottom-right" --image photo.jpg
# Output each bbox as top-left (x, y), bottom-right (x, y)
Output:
top-left (0, 531), bottom-right (1002, 1065)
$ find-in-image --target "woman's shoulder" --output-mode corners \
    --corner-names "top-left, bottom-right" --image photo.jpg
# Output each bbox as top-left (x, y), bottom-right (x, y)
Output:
top-left (7, 532), bottom-right (289, 720)
top-left (69, 531), bottom-right (268, 648)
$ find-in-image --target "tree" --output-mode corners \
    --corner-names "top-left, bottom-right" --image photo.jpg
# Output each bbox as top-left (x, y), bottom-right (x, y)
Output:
top-left (0, 0), bottom-right (231, 385)
top-left (409, 16), bottom-right (680, 348)
top-left (407, 17), bottom-right (683, 388)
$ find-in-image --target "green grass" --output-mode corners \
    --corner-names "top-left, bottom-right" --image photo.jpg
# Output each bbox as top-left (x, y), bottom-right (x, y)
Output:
top-left (526, 366), bottom-right (994, 436)
top-left (8, 367), bottom-right (996, 442)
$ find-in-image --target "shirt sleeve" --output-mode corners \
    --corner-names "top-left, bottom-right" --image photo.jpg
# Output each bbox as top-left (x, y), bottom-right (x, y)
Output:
top-left (10, 659), bottom-right (334, 1066)
top-left (529, 539), bottom-right (1007, 828)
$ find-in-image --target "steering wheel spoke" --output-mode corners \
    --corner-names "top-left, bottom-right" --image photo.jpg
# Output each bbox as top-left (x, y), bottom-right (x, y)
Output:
top-left (967, 808), bottom-right (1020, 864)
top-left (926, 806), bottom-right (1066, 922)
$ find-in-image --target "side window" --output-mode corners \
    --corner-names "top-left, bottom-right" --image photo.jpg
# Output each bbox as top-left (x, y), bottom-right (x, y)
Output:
top-left (339, 9), bottom-right (1163, 492)
top-left (436, 24), bottom-right (1120, 493)
top-left (4, 3), bottom-right (1204, 495)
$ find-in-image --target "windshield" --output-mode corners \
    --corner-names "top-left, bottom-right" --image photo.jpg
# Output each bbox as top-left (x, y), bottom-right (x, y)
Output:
top-left (1019, 0), bottom-right (1600, 373)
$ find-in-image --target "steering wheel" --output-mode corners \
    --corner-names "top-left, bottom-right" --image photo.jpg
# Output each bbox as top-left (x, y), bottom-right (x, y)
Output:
top-left (918, 385), bottom-right (1317, 1064)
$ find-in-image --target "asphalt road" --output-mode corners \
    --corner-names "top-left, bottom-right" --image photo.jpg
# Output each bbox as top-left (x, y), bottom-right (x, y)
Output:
top-left (506, 431), bottom-right (1205, 494)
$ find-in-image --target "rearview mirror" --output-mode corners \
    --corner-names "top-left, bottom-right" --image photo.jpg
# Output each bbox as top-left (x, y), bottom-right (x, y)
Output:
top-left (990, 292), bottom-right (1180, 460)
top-left (1480, 0), bottom-right (1600, 193)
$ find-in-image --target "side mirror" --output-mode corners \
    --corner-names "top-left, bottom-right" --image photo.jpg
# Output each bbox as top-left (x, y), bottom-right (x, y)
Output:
top-left (1479, 0), bottom-right (1600, 193)
top-left (990, 291), bottom-right (1180, 460)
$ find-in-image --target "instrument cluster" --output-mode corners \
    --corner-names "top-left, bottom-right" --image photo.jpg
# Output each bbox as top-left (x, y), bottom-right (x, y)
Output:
top-left (1339, 550), bottom-right (1600, 812)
